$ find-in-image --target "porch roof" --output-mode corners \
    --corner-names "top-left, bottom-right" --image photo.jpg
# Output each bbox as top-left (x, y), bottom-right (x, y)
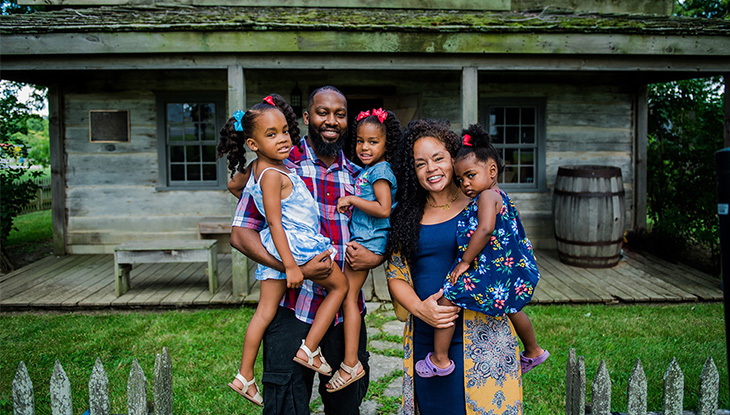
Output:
top-left (2, 6), bottom-right (729, 36)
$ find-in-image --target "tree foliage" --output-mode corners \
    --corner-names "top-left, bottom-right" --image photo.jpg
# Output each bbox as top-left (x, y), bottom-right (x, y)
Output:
top-left (638, 1), bottom-right (728, 275)
top-left (646, 77), bottom-right (725, 267)
top-left (0, 165), bottom-right (41, 272)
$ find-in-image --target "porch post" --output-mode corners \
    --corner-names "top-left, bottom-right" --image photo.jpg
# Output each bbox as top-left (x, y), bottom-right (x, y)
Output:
top-left (228, 64), bottom-right (249, 297)
top-left (634, 85), bottom-right (648, 230)
top-left (461, 66), bottom-right (478, 129)
top-left (48, 86), bottom-right (67, 256)
top-left (723, 72), bottom-right (730, 148)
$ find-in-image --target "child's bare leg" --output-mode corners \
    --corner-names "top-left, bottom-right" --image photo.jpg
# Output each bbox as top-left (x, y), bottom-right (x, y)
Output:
top-left (234, 279), bottom-right (287, 395)
top-left (329, 263), bottom-right (368, 385)
top-left (295, 264), bottom-right (348, 368)
top-left (431, 296), bottom-right (456, 368)
top-left (508, 310), bottom-right (544, 358)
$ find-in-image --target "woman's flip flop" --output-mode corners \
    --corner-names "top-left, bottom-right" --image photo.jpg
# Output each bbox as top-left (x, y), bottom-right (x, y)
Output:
top-left (415, 352), bottom-right (455, 378)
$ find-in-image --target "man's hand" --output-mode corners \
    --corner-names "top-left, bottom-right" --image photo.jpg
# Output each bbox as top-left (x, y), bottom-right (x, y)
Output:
top-left (300, 249), bottom-right (333, 280)
top-left (345, 241), bottom-right (384, 271)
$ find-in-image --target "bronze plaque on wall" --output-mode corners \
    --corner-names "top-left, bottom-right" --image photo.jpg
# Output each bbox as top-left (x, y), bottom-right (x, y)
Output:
top-left (89, 110), bottom-right (130, 143)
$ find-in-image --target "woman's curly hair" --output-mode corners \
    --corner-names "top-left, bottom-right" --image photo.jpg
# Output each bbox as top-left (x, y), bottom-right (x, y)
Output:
top-left (349, 109), bottom-right (403, 167)
top-left (455, 124), bottom-right (504, 175)
top-left (216, 93), bottom-right (301, 178)
top-left (385, 119), bottom-right (460, 263)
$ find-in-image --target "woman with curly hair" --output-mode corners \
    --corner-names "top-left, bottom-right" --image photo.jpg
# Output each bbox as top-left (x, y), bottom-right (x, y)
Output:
top-left (386, 119), bottom-right (523, 415)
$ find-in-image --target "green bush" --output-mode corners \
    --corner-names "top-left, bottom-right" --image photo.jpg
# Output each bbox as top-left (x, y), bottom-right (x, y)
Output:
top-left (644, 76), bottom-right (725, 273)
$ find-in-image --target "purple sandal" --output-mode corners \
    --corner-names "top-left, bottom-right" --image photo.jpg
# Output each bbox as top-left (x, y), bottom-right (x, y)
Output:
top-left (520, 350), bottom-right (550, 374)
top-left (415, 352), bottom-right (455, 378)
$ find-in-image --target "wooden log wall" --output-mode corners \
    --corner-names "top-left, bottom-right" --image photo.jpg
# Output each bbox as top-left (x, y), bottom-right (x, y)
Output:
top-left (61, 69), bottom-right (636, 253)
top-left (63, 70), bottom-right (234, 253)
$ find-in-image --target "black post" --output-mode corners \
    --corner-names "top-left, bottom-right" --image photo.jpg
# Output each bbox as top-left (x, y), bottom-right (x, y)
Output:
top-left (716, 147), bottom-right (730, 401)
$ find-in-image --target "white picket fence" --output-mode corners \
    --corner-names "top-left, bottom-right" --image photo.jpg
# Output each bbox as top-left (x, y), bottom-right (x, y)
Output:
top-left (566, 348), bottom-right (726, 415)
top-left (12, 347), bottom-right (172, 415)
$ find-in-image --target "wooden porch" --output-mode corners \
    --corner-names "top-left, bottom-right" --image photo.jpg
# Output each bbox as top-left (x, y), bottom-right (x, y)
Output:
top-left (0, 248), bottom-right (722, 311)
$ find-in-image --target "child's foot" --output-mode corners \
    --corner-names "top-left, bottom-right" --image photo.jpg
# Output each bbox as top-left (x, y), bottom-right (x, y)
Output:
top-left (228, 372), bottom-right (263, 407)
top-left (520, 349), bottom-right (550, 374)
top-left (293, 341), bottom-right (332, 376)
top-left (415, 352), bottom-right (455, 378)
top-left (326, 361), bottom-right (366, 392)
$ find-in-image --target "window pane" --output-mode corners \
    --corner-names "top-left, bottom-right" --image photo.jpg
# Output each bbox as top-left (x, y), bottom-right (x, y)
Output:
top-left (200, 104), bottom-right (215, 123)
top-left (520, 149), bottom-right (534, 165)
top-left (198, 123), bottom-right (216, 141)
top-left (170, 146), bottom-right (185, 163)
top-left (183, 104), bottom-right (193, 122)
top-left (186, 146), bottom-right (201, 162)
top-left (493, 126), bottom-right (504, 144)
top-left (167, 103), bottom-right (183, 123)
top-left (520, 167), bottom-right (534, 183)
top-left (505, 127), bottom-right (519, 144)
top-left (202, 163), bottom-right (217, 180)
top-left (170, 164), bottom-right (185, 181)
top-left (522, 107), bottom-right (536, 125)
top-left (503, 148), bottom-right (517, 166)
top-left (490, 108), bottom-right (504, 125)
top-left (506, 108), bottom-right (520, 124)
top-left (187, 164), bottom-right (201, 181)
top-left (182, 126), bottom-right (195, 141)
top-left (503, 166), bottom-right (518, 183)
top-left (522, 126), bottom-right (535, 144)
top-left (169, 126), bottom-right (185, 142)
top-left (202, 145), bottom-right (217, 162)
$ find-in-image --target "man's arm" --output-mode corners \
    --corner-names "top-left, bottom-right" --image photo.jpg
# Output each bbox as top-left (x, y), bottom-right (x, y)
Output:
top-left (345, 241), bottom-right (385, 271)
top-left (231, 226), bottom-right (334, 280)
top-left (230, 226), bottom-right (284, 272)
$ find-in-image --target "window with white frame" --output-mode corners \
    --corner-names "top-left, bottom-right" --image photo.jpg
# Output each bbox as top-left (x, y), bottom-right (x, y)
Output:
top-left (156, 93), bottom-right (226, 189)
top-left (481, 99), bottom-right (546, 191)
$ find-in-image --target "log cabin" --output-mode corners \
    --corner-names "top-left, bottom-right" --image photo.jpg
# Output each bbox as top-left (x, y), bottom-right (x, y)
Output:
top-left (1, 0), bottom-right (729, 259)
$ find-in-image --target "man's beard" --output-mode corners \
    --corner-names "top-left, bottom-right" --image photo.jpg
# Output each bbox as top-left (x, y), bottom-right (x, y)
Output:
top-left (308, 126), bottom-right (346, 158)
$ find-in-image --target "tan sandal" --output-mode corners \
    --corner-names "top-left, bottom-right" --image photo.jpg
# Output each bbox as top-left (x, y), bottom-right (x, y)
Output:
top-left (326, 361), bottom-right (366, 393)
top-left (292, 340), bottom-right (332, 376)
top-left (228, 372), bottom-right (263, 407)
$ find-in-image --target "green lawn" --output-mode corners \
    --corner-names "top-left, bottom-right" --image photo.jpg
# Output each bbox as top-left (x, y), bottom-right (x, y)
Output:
top-left (1, 303), bottom-right (727, 414)
top-left (6, 209), bottom-right (52, 246)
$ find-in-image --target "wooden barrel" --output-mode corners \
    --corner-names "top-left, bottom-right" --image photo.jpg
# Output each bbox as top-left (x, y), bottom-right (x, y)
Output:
top-left (552, 165), bottom-right (625, 268)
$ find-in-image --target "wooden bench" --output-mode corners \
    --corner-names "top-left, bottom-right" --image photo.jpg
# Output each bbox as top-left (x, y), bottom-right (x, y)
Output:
top-left (114, 240), bottom-right (219, 297)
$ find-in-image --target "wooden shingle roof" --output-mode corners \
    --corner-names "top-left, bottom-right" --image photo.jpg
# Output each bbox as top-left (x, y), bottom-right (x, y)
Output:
top-left (2, 5), bottom-right (729, 36)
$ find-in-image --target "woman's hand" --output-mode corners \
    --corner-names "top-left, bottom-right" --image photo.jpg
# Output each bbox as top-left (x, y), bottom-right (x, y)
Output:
top-left (415, 289), bottom-right (460, 328)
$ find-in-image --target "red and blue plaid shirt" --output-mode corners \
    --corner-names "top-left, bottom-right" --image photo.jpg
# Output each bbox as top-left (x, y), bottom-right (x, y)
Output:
top-left (232, 138), bottom-right (364, 324)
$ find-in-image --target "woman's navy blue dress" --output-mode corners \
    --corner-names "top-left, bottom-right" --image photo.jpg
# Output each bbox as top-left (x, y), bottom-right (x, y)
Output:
top-left (411, 214), bottom-right (467, 415)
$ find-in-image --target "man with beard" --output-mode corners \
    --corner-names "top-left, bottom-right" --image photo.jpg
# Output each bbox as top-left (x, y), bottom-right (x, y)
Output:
top-left (230, 86), bottom-right (381, 415)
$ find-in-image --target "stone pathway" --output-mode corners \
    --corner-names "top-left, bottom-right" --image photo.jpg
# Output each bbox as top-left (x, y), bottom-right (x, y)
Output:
top-left (310, 302), bottom-right (405, 415)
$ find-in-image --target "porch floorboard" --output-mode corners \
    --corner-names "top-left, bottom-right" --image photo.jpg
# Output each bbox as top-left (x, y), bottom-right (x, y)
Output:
top-left (0, 249), bottom-right (722, 311)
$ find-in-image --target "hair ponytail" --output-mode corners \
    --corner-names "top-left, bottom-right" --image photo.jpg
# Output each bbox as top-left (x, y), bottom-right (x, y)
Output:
top-left (217, 93), bottom-right (301, 178)
top-left (455, 124), bottom-right (504, 175)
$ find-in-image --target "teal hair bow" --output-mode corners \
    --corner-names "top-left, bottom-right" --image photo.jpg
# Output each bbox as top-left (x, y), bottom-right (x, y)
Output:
top-left (233, 110), bottom-right (245, 131)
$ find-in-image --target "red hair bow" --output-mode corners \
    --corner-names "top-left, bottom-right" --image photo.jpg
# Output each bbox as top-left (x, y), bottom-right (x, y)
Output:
top-left (263, 95), bottom-right (275, 106)
top-left (356, 110), bottom-right (371, 121)
top-left (371, 108), bottom-right (388, 123)
top-left (463, 134), bottom-right (472, 146)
